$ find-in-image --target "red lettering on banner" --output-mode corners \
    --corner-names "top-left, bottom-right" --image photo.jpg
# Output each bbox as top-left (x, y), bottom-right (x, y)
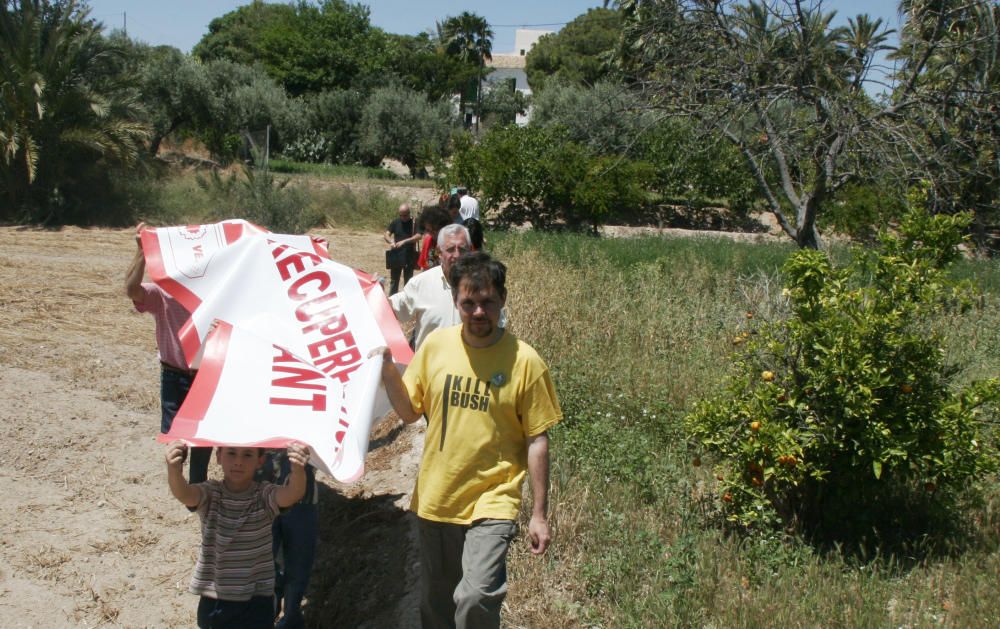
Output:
top-left (192, 244), bottom-right (204, 260)
top-left (302, 313), bottom-right (348, 336)
top-left (288, 271), bottom-right (331, 301)
top-left (272, 365), bottom-right (326, 391)
top-left (269, 241), bottom-right (364, 388)
top-left (295, 292), bottom-right (340, 322)
top-left (271, 394), bottom-right (327, 412)
top-left (276, 250), bottom-right (322, 281)
top-left (269, 345), bottom-right (327, 412)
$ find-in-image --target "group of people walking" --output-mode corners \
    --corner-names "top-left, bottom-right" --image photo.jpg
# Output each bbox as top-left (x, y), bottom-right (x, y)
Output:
top-left (129, 186), bottom-right (561, 628)
top-left (383, 187), bottom-right (483, 296)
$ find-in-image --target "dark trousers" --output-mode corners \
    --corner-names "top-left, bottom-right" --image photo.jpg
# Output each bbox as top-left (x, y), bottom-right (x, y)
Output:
top-left (389, 264), bottom-right (415, 295)
top-left (161, 366), bottom-right (211, 483)
top-left (273, 502), bottom-right (319, 628)
top-left (197, 595), bottom-right (274, 628)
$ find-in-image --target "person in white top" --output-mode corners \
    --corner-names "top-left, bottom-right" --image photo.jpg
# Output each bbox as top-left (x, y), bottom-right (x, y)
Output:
top-left (389, 224), bottom-right (471, 349)
top-left (457, 187), bottom-right (480, 222)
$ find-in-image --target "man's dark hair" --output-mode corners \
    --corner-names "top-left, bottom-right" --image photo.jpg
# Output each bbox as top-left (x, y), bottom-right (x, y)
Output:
top-left (450, 251), bottom-right (506, 299)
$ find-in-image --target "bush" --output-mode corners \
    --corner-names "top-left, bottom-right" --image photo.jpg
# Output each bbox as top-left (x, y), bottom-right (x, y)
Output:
top-left (196, 165), bottom-right (322, 233)
top-left (357, 85), bottom-right (454, 176)
top-left (685, 196), bottom-right (1000, 544)
top-left (445, 125), bottom-right (651, 231)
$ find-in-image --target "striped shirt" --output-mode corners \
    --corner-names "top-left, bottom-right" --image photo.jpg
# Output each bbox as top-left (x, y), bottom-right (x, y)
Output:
top-left (190, 480), bottom-right (280, 601)
top-left (133, 283), bottom-right (190, 370)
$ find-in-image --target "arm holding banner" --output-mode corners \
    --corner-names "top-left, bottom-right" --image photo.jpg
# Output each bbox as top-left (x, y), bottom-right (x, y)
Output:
top-left (378, 347), bottom-right (421, 424)
top-left (166, 441), bottom-right (201, 508)
top-left (125, 222), bottom-right (147, 303)
top-left (275, 442), bottom-right (309, 508)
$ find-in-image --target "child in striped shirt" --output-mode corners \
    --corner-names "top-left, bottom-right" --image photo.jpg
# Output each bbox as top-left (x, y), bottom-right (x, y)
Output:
top-left (166, 441), bottom-right (309, 629)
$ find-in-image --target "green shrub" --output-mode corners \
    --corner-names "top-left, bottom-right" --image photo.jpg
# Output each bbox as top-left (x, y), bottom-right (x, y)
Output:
top-left (446, 125), bottom-right (651, 231)
top-left (685, 199), bottom-right (1000, 543)
top-left (196, 165), bottom-right (322, 233)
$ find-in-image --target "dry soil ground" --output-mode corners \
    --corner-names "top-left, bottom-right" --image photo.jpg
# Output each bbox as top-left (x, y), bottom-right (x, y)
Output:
top-left (0, 226), bottom-right (424, 628)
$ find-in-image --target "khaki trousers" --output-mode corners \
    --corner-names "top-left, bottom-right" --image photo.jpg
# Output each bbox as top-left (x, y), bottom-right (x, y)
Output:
top-left (417, 518), bottom-right (518, 629)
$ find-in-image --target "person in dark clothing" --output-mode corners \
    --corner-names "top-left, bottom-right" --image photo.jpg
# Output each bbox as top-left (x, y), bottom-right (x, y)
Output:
top-left (384, 204), bottom-right (420, 294)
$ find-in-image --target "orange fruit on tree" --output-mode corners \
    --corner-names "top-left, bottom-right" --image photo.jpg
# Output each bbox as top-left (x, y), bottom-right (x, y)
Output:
top-left (750, 421), bottom-right (761, 432)
top-left (761, 371), bottom-right (775, 382)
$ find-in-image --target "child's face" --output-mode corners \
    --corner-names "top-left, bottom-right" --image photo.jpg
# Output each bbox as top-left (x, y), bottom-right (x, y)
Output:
top-left (215, 447), bottom-right (264, 488)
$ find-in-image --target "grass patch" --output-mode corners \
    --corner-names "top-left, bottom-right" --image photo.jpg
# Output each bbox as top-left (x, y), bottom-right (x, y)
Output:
top-left (494, 230), bottom-right (1000, 626)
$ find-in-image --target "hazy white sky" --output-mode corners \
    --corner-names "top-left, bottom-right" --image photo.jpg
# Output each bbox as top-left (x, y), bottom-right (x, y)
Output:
top-left (86, 0), bottom-right (902, 55)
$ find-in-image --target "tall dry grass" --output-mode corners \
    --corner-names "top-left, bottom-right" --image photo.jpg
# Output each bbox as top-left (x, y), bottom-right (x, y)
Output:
top-left (492, 231), bottom-right (1000, 627)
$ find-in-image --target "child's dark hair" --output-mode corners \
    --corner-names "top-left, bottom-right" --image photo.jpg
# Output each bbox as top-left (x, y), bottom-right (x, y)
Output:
top-left (419, 205), bottom-right (452, 234)
top-left (462, 218), bottom-right (484, 251)
top-left (449, 251), bottom-right (506, 299)
top-left (215, 446), bottom-right (266, 456)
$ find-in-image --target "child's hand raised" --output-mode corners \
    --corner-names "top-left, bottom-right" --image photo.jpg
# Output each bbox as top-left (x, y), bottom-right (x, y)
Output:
top-left (166, 441), bottom-right (188, 467)
top-left (286, 442), bottom-right (310, 468)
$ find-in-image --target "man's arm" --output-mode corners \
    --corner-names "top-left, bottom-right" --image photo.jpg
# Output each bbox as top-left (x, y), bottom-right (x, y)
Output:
top-left (378, 348), bottom-right (421, 423)
top-left (526, 431), bottom-right (552, 555)
top-left (125, 222), bottom-right (147, 303)
top-left (166, 441), bottom-right (201, 507)
top-left (275, 443), bottom-right (309, 508)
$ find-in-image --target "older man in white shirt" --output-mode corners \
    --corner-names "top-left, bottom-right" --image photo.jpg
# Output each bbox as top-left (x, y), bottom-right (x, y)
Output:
top-left (389, 224), bottom-right (471, 349)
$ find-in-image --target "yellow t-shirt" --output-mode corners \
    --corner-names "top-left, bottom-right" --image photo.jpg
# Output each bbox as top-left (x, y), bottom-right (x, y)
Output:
top-left (403, 325), bottom-right (562, 524)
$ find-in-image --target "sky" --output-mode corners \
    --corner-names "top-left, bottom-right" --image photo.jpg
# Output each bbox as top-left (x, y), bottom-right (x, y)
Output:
top-left (85, 0), bottom-right (903, 56)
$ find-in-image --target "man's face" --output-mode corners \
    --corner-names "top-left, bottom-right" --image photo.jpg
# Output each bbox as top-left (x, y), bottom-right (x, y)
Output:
top-left (455, 278), bottom-right (504, 343)
top-left (398, 205), bottom-right (410, 220)
top-left (439, 232), bottom-right (471, 277)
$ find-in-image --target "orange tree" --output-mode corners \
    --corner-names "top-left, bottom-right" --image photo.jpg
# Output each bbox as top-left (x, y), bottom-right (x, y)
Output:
top-left (685, 194), bottom-right (1000, 543)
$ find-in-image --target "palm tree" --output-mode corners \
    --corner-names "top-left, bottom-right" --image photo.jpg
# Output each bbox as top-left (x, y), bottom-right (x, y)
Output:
top-left (0, 0), bottom-right (150, 222)
top-left (441, 11), bottom-right (493, 132)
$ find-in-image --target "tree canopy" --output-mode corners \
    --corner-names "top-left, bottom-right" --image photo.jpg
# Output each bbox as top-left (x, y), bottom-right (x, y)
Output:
top-left (526, 7), bottom-right (622, 92)
top-left (193, 0), bottom-right (391, 95)
top-left (616, 0), bottom-right (999, 249)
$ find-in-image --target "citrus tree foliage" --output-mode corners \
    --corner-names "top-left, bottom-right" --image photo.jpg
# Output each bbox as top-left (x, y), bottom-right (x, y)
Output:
top-left (637, 118), bottom-right (758, 212)
top-left (446, 125), bottom-right (652, 231)
top-left (525, 7), bottom-right (622, 93)
top-left (357, 85), bottom-right (454, 176)
top-left (0, 0), bottom-right (150, 223)
top-left (193, 0), bottom-right (391, 95)
top-left (890, 0), bottom-right (1000, 249)
top-left (686, 196), bottom-right (1000, 540)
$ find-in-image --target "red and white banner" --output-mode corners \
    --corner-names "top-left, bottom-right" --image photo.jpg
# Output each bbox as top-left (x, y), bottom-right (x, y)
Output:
top-left (145, 220), bottom-right (410, 482)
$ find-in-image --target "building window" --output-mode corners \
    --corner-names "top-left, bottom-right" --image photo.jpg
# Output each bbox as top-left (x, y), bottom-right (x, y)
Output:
top-left (520, 49), bottom-right (525, 56)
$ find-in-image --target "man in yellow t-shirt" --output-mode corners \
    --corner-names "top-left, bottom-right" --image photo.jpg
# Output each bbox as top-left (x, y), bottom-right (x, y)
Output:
top-left (379, 251), bottom-right (562, 629)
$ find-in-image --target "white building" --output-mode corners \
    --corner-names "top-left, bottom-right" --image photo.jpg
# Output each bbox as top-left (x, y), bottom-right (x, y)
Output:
top-left (482, 28), bottom-right (552, 126)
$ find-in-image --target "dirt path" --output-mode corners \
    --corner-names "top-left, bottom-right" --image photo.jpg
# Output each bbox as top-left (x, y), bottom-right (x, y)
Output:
top-left (0, 226), bottom-right (423, 627)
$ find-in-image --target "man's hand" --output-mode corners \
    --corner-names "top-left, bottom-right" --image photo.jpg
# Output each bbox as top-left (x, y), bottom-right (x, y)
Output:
top-left (165, 440), bottom-right (188, 468)
top-left (528, 514), bottom-right (551, 555)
